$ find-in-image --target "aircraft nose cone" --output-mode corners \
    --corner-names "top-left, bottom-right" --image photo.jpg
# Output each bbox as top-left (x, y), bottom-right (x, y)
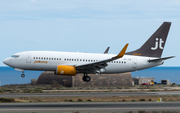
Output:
top-left (3, 58), bottom-right (9, 65)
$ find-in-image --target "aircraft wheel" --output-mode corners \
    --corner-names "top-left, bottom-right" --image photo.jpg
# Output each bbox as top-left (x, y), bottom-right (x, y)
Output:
top-left (85, 76), bottom-right (91, 82)
top-left (21, 74), bottom-right (25, 78)
top-left (82, 76), bottom-right (91, 82)
top-left (82, 76), bottom-right (86, 81)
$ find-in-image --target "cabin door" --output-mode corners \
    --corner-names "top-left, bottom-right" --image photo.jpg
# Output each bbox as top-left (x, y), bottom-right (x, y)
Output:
top-left (26, 53), bottom-right (31, 63)
top-left (132, 58), bottom-right (137, 69)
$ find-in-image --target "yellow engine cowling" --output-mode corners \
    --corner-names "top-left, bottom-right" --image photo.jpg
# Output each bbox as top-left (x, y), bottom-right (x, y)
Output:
top-left (55, 65), bottom-right (76, 76)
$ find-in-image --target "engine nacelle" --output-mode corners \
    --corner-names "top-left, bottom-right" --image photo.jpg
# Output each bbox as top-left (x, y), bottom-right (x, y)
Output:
top-left (55, 65), bottom-right (76, 76)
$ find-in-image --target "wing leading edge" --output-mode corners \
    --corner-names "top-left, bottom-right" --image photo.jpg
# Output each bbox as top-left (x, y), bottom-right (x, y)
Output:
top-left (75, 44), bottom-right (129, 72)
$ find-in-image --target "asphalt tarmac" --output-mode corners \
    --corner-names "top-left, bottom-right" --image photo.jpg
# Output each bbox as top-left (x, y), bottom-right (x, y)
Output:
top-left (0, 102), bottom-right (180, 113)
top-left (0, 92), bottom-right (180, 112)
top-left (0, 92), bottom-right (180, 97)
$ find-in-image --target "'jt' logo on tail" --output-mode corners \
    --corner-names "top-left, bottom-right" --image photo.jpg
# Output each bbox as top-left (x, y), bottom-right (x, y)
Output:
top-left (151, 38), bottom-right (164, 50)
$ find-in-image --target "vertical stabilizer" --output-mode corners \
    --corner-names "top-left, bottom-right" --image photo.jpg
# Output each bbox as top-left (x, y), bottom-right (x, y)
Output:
top-left (126, 22), bottom-right (171, 57)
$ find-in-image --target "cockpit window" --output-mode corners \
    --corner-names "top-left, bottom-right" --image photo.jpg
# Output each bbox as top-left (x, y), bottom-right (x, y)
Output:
top-left (11, 55), bottom-right (19, 58)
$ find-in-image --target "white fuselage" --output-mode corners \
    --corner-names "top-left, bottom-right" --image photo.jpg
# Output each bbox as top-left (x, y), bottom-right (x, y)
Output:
top-left (3, 51), bottom-right (163, 74)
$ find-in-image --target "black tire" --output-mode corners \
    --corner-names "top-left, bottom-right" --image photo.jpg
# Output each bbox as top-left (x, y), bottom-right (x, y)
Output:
top-left (82, 76), bottom-right (86, 81)
top-left (21, 74), bottom-right (25, 78)
top-left (85, 76), bottom-right (91, 82)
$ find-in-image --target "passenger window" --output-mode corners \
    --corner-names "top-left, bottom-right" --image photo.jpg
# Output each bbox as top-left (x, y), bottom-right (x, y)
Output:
top-left (52, 58), bottom-right (53, 60)
top-left (74, 59), bottom-right (76, 61)
top-left (64, 58), bottom-right (66, 61)
top-left (49, 58), bottom-right (51, 60)
top-left (54, 58), bottom-right (56, 60)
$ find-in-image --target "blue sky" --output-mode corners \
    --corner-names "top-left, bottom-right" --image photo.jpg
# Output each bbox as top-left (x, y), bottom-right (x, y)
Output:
top-left (0, 0), bottom-right (180, 66)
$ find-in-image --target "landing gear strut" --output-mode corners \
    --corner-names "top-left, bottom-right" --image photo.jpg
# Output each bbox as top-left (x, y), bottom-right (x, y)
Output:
top-left (82, 73), bottom-right (91, 82)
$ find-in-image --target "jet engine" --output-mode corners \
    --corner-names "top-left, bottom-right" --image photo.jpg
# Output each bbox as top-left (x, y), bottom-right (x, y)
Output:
top-left (55, 65), bottom-right (76, 76)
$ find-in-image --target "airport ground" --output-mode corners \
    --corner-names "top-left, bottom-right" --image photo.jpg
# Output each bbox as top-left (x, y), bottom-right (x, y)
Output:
top-left (0, 102), bottom-right (180, 113)
top-left (1, 84), bottom-right (180, 113)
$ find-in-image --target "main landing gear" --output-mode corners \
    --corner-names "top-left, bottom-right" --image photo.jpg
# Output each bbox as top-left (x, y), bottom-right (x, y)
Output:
top-left (82, 73), bottom-right (91, 82)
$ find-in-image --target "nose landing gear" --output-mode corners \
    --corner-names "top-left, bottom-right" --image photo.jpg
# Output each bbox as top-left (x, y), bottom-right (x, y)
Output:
top-left (21, 74), bottom-right (25, 78)
top-left (21, 71), bottom-right (25, 78)
top-left (15, 68), bottom-right (25, 78)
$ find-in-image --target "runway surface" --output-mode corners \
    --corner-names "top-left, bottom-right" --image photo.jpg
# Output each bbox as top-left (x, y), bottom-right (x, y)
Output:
top-left (0, 92), bottom-right (180, 112)
top-left (0, 92), bottom-right (180, 98)
top-left (0, 102), bottom-right (180, 113)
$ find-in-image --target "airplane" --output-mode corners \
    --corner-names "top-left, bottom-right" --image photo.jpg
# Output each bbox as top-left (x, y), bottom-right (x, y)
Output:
top-left (3, 22), bottom-right (174, 82)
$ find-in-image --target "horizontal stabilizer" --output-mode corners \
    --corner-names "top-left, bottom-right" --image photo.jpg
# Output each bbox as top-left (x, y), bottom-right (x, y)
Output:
top-left (148, 56), bottom-right (175, 62)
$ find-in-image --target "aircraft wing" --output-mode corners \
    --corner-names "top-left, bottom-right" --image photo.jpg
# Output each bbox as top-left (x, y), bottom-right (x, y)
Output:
top-left (75, 44), bottom-right (128, 71)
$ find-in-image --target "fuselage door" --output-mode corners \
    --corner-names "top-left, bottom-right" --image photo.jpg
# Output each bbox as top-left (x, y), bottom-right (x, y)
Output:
top-left (132, 58), bottom-right (137, 69)
top-left (26, 53), bottom-right (31, 63)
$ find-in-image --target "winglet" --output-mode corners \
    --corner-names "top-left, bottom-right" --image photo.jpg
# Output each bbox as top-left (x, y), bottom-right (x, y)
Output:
top-left (113, 43), bottom-right (129, 59)
top-left (104, 47), bottom-right (110, 54)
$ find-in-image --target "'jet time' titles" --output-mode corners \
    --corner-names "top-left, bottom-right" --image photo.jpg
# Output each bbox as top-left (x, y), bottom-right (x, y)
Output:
top-left (151, 38), bottom-right (164, 50)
